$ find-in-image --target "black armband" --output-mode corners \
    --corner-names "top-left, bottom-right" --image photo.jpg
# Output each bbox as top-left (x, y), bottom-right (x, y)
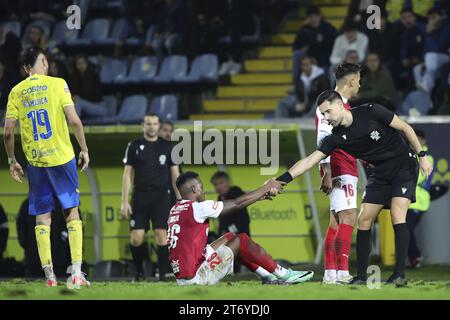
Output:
top-left (277, 171), bottom-right (293, 184)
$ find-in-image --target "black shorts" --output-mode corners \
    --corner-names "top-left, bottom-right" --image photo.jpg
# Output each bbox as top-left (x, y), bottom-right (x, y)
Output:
top-left (130, 188), bottom-right (172, 231)
top-left (362, 152), bottom-right (419, 209)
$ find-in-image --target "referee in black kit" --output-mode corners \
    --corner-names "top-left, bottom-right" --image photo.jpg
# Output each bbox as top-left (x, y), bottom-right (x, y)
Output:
top-left (274, 90), bottom-right (433, 285)
top-left (121, 112), bottom-right (181, 281)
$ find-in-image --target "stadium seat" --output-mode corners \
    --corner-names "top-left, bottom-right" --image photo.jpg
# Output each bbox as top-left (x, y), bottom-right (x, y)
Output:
top-left (51, 20), bottom-right (80, 45)
top-left (100, 58), bottom-right (128, 83)
top-left (92, 260), bottom-right (124, 279)
top-left (176, 54), bottom-right (218, 83)
top-left (68, 18), bottom-right (110, 45)
top-left (1, 21), bottom-right (21, 39)
top-left (150, 95), bottom-right (178, 121)
top-left (153, 55), bottom-right (188, 83)
top-left (98, 18), bottom-right (132, 45)
top-left (126, 25), bottom-right (155, 47)
top-left (123, 56), bottom-right (158, 83)
top-left (116, 94), bottom-right (148, 122)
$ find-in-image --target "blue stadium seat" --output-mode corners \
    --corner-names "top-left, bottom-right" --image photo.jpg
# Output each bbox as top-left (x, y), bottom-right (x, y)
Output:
top-left (51, 20), bottom-right (80, 45)
top-left (150, 95), bottom-right (178, 121)
top-left (116, 95), bottom-right (148, 122)
top-left (153, 55), bottom-right (188, 83)
top-left (80, 95), bottom-right (118, 125)
top-left (100, 58), bottom-right (128, 83)
top-left (1, 21), bottom-right (21, 39)
top-left (124, 56), bottom-right (158, 83)
top-left (68, 18), bottom-right (110, 45)
top-left (177, 54), bottom-right (218, 83)
top-left (98, 18), bottom-right (132, 45)
top-left (125, 25), bottom-right (155, 47)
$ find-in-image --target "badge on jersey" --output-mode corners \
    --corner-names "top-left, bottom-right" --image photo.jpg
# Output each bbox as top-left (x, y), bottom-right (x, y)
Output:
top-left (159, 154), bottom-right (167, 165)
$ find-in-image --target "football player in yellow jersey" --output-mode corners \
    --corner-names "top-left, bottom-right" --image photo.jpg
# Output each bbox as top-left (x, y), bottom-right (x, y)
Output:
top-left (4, 46), bottom-right (90, 288)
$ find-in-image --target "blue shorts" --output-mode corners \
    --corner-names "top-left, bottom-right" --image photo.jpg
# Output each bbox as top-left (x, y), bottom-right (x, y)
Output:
top-left (28, 158), bottom-right (80, 215)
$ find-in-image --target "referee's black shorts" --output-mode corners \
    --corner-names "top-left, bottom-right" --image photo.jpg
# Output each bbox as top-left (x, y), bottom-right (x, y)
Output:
top-left (130, 188), bottom-right (172, 231)
top-left (362, 151), bottom-right (419, 209)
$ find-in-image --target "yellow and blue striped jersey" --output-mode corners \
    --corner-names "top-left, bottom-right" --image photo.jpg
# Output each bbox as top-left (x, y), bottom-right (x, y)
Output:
top-left (6, 74), bottom-right (75, 167)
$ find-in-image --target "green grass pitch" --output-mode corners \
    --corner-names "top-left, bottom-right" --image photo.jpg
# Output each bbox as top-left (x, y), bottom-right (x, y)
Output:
top-left (1, 266), bottom-right (449, 300)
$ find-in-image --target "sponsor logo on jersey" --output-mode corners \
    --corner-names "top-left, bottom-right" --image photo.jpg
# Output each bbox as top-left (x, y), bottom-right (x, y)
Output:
top-left (401, 187), bottom-right (407, 194)
top-left (168, 215), bottom-right (179, 224)
top-left (370, 130), bottom-right (381, 141)
top-left (170, 259), bottom-right (180, 274)
top-left (159, 154), bottom-right (167, 165)
top-left (21, 85), bottom-right (47, 95)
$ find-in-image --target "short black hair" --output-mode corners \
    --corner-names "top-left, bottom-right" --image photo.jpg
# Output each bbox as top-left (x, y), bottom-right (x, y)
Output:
top-left (400, 7), bottom-right (415, 15)
top-left (316, 90), bottom-right (342, 107)
top-left (161, 120), bottom-right (174, 128)
top-left (20, 46), bottom-right (45, 69)
top-left (176, 171), bottom-right (199, 190)
top-left (334, 63), bottom-right (361, 81)
top-left (210, 171), bottom-right (229, 183)
top-left (144, 112), bottom-right (161, 122)
top-left (343, 21), bottom-right (359, 32)
top-left (307, 5), bottom-right (320, 16)
top-left (428, 8), bottom-right (443, 16)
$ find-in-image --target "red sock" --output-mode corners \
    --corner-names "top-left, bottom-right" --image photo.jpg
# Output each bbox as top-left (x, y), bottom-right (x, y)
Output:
top-left (238, 233), bottom-right (277, 272)
top-left (324, 226), bottom-right (337, 270)
top-left (238, 255), bottom-right (259, 272)
top-left (335, 223), bottom-right (353, 271)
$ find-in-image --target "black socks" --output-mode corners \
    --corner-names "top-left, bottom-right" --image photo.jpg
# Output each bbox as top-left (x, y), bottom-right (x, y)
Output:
top-left (393, 223), bottom-right (409, 277)
top-left (356, 229), bottom-right (372, 280)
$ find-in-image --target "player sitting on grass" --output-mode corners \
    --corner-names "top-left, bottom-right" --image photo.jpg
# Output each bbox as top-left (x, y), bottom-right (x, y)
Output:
top-left (167, 172), bottom-right (314, 286)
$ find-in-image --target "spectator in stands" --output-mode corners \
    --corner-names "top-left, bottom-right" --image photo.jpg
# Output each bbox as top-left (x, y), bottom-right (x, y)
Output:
top-left (0, 31), bottom-right (22, 78)
top-left (210, 171), bottom-right (250, 273)
top-left (330, 22), bottom-right (368, 67)
top-left (436, 73), bottom-right (450, 115)
top-left (292, 6), bottom-right (337, 68)
top-left (48, 57), bottom-right (68, 80)
top-left (0, 60), bottom-right (13, 119)
top-left (151, 0), bottom-right (186, 59)
top-left (17, 198), bottom-right (72, 278)
top-left (193, 0), bottom-right (228, 57)
top-left (353, 52), bottom-right (399, 111)
top-left (23, 25), bottom-right (48, 50)
top-left (413, 8), bottom-right (450, 93)
top-left (219, 0), bottom-right (256, 75)
top-left (385, 0), bottom-right (434, 23)
top-left (275, 56), bottom-right (328, 118)
top-left (70, 55), bottom-right (107, 119)
top-left (365, 9), bottom-right (396, 67)
top-left (406, 129), bottom-right (433, 269)
top-left (391, 8), bottom-right (426, 91)
top-left (159, 120), bottom-right (174, 142)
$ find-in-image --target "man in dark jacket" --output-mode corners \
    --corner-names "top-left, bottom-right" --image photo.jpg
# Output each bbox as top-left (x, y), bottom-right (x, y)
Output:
top-left (292, 6), bottom-right (337, 68)
top-left (276, 56), bottom-right (329, 118)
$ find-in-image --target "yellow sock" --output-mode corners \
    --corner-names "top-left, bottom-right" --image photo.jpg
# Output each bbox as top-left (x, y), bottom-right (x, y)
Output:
top-left (35, 225), bottom-right (52, 267)
top-left (67, 220), bottom-right (83, 264)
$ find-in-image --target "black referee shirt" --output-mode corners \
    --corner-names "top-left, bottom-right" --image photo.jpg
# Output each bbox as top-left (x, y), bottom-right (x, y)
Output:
top-left (123, 137), bottom-right (174, 191)
top-left (318, 104), bottom-right (411, 165)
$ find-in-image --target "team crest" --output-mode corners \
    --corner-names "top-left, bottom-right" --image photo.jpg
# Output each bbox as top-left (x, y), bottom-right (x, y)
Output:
top-left (159, 154), bottom-right (167, 165)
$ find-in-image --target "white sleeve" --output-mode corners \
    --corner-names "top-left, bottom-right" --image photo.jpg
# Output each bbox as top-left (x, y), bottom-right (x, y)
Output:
top-left (316, 108), bottom-right (331, 164)
top-left (192, 200), bottom-right (224, 223)
top-left (330, 35), bottom-right (344, 65)
top-left (356, 33), bottom-right (369, 63)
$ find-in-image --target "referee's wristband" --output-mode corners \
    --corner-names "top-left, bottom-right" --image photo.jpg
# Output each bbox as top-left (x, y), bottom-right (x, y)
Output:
top-left (276, 171), bottom-right (294, 184)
